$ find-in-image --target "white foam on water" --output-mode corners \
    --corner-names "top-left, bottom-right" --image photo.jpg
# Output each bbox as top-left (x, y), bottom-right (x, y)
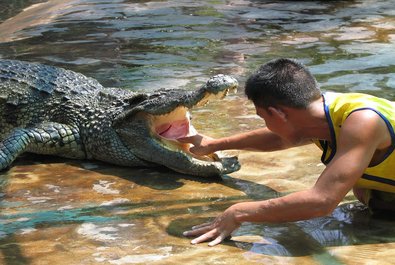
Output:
top-left (0, 231), bottom-right (7, 239)
top-left (117, 223), bottom-right (135, 228)
top-left (77, 223), bottom-right (119, 241)
top-left (57, 205), bottom-right (74, 211)
top-left (27, 196), bottom-right (53, 204)
top-left (19, 228), bottom-right (37, 234)
top-left (45, 184), bottom-right (60, 193)
top-left (16, 217), bottom-right (30, 222)
top-left (94, 257), bottom-right (107, 262)
top-left (93, 180), bottom-right (120, 195)
top-left (100, 198), bottom-right (130, 206)
top-left (93, 246), bottom-right (172, 264)
top-left (108, 253), bottom-right (170, 265)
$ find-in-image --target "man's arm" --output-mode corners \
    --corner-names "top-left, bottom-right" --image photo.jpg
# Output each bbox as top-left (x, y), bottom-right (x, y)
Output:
top-left (179, 127), bottom-right (305, 156)
top-left (184, 110), bottom-right (389, 246)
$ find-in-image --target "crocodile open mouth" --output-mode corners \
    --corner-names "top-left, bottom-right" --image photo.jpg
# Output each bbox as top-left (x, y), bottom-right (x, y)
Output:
top-left (150, 106), bottom-right (217, 161)
top-left (155, 107), bottom-right (194, 140)
top-left (149, 87), bottom-right (236, 162)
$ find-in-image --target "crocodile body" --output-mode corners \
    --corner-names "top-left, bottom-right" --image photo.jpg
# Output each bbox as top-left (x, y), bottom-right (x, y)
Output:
top-left (0, 60), bottom-right (240, 176)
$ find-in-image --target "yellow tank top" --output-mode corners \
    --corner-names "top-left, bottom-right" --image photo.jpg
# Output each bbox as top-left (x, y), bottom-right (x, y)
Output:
top-left (315, 92), bottom-right (395, 193)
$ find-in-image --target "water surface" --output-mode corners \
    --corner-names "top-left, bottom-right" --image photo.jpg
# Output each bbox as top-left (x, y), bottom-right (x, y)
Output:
top-left (1, 1), bottom-right (395, 264)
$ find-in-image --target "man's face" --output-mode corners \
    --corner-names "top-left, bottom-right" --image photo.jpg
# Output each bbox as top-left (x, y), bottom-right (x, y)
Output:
top-left (255, 105), bottom-right (293, 139)
top-left (255, 106), bottom-right (281, 132)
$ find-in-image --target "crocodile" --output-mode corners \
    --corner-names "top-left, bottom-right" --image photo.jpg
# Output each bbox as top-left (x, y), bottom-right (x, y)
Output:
top-left (0, 60), bottom-right (240, 177)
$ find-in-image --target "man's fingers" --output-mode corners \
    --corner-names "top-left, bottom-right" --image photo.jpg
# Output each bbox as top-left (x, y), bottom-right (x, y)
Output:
top-left (177, 136), bottom-right (193, 143)
top-left (189, 230), bottom-right (230, 246)
top-left (183, 223), bottom-right (212, 237)
top-left (192, 222), bottom-right (212, 230)
top-left (208, 232), bottom-right (228, 247)
top-left (177, 134), bottom-right (203, 145)
top-left (190, 229), bottom-right (218, 245)
top-left (183, 213), bottom-right (237, 246)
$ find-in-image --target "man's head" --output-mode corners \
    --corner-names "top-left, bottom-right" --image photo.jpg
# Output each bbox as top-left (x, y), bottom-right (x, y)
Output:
top-left (245, 58), bottom-right (321, 109)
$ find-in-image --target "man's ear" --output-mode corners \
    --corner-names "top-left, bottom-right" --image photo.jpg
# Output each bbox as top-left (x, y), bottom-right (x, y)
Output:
top-left (268, 106), bottom-right (287, 122)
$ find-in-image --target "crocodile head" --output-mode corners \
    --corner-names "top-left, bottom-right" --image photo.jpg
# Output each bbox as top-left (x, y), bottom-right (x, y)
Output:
top-left (114, 74), bottom-right (241, 177)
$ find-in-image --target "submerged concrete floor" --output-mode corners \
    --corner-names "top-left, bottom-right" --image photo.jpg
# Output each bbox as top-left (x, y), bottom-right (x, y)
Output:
top-left (1, 144), bottom-right (395, 265)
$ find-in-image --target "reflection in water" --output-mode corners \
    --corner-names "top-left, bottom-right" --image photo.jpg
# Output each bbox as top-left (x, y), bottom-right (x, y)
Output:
top-left (1, 0), bottom-right (395, 264)
top-left (238, 203), bottom-right (395, 255)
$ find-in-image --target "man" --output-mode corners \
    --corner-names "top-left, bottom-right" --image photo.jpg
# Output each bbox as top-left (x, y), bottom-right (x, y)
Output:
top-left (180, 58), bottom-right (395, 246)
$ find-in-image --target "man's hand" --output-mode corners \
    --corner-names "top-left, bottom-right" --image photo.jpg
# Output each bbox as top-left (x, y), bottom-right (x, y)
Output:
top-left (177, 134), bottom-right (216, 156)
top-left (183, 206), bottom-right (241, 246)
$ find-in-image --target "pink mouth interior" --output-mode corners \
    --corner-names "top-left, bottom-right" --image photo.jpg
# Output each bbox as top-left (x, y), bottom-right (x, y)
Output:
top-left (156, 119), bottom-right (190, 140)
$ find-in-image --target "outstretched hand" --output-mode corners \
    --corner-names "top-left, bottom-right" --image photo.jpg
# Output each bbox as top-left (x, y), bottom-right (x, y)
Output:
top-left (183, 206), bottom-right (241, 246)
top-left (177, 134), bottom-right (216, 156)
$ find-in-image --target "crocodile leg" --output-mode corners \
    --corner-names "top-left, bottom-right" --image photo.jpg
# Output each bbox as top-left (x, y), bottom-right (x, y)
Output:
top-left (0, 122), bottom-right (86, 170)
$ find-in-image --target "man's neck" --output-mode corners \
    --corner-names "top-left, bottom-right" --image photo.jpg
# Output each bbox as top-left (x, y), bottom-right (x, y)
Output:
top-left (285, 97), bottom-right (331, 141)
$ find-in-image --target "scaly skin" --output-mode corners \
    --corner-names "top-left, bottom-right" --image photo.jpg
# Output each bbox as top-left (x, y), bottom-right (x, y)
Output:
top-left (0, 60), bottom-right (240, 177)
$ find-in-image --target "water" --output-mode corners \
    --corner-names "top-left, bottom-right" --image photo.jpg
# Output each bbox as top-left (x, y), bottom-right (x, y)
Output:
top-left (1, 0), bottom-right (395, 264)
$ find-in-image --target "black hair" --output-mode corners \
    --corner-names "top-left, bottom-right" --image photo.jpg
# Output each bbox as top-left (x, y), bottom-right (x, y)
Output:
top-left (245, 58), bottom-right (321, 109)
